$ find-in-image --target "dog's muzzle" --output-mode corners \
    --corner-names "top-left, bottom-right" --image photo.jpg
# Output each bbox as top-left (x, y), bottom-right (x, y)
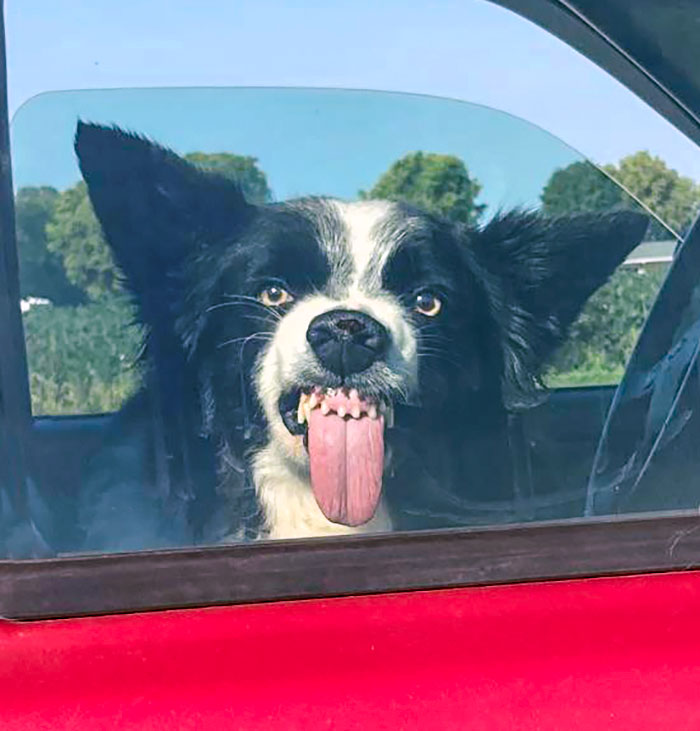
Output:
top-left (272, 309), bottom-right (397, 528)
top-left (306, 309), bottom-right (388, 377)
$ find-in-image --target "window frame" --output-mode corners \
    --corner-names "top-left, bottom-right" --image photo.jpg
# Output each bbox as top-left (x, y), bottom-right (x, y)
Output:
top-left (0, 1), bottom-right (34, 551)
top-left (3, 512), bottom-right (700, 620)
top-left (3, 0), bottom-right (700, 621)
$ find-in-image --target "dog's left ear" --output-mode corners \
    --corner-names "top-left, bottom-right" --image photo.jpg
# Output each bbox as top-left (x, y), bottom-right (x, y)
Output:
top-left (469, 209), bottom-right (649, 408)
top-left (74, 121), bottom-right (254, 318)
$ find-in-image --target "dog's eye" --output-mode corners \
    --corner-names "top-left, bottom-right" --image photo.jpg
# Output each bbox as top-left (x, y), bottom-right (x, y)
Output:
top-left (259, 285), bottom-right (294, 307)
top-left (414, 292), bottom-right (442, 317)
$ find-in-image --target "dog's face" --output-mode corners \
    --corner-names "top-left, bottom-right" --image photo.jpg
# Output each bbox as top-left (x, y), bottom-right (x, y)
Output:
top-left (75, 122), bottom-right (648, 530)
top-left (205, 197), bottom-right (496, 525)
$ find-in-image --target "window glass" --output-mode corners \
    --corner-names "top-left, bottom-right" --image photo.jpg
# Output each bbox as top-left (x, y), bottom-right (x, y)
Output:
top-left (7, 85), bottom-right (672, 556)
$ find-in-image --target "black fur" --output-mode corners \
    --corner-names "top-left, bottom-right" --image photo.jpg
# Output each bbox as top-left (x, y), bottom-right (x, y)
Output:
top-left (74, 122), bottom-right (648, 550)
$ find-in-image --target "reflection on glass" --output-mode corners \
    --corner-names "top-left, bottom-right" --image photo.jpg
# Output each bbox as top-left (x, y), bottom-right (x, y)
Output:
top-left (4, 87), bottom-right (685, 557)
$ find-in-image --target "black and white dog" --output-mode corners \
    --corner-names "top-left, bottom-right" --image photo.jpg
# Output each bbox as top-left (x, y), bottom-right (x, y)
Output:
top-left (74, 122), bottom-right (647, 551)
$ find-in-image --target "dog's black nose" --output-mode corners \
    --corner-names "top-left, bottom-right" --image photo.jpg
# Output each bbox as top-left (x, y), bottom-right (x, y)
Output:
top-left (306, 309), bottom-right (388, 376)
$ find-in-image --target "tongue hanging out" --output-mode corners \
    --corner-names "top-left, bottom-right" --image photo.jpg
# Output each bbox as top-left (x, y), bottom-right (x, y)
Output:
top-left (300, 389), bottom-right (390, 526)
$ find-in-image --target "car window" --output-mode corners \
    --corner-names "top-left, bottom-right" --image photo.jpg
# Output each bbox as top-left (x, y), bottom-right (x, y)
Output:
top-left (4, 85), bottom-right (668, 555)
top-left (2, 0), bottom-right (700, 575)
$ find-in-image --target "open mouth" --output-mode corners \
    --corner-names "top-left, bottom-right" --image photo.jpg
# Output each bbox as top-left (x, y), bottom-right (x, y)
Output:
top-left (278, 387), bottom-right (394, 527)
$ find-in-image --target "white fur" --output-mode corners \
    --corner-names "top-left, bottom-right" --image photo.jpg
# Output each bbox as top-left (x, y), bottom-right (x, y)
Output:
top-left (252, 199), bottom-right (420, 539)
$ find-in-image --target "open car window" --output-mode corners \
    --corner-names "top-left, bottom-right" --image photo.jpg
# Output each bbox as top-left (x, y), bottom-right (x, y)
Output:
top-left (3, 0), bottom-right (700, 619)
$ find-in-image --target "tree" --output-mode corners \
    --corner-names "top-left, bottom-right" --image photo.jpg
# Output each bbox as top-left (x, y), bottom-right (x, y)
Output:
top-left (548, 264), bottom-right (667, 385)
top-left (360, 152), bottom-right (485, 225)
top-left (14, 187), bottom-right (84, 304)
top-left (184, 152), bottom-right (272, 204)
top-left (46, 154), bottom-right (272, 301)
top-left (613, 151), bottom-right (700, 239)
top-left (540, 161), bottom-right (623, 217)
top-left (46, 182), bottom-right (118, 300)
top-left (538, 152), bottom-right (700, 385)
top-left (541, 152), bottom-right (700, 240)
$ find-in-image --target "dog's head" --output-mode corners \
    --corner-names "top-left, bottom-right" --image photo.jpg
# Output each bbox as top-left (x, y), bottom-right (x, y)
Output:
top-left (75, 122), bottom-right (648, 528)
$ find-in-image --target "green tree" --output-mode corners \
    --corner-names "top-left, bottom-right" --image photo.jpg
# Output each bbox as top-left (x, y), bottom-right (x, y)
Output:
top-left (15, 186), bottom-right (84, 304)
top-left (23, 296), bottom-right (142, 414)
top-left (46, 182), bottom-right (117, 300)
top-left (184, 152), bottom-right (272, 203)
top-left (540, 161), bottom-right (623, 217)
top-left (613, 151), bottom-right (700, 239)
top-left (360, 151), bottom-right (485, 225)
top-left (541, 152), bottom-right (700, 240)
top-left (547, 264), bottom-right (668, 386)
top-left (538, 152), bottom-right (700, 386)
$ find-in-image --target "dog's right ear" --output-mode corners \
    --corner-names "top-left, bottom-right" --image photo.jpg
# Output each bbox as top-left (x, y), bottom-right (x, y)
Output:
top-left (74, 121), bottom-right (254, 313)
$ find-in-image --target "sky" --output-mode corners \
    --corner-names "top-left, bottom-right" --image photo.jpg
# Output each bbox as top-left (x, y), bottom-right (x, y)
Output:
top-left (7, 0), bottom-right (700, 203)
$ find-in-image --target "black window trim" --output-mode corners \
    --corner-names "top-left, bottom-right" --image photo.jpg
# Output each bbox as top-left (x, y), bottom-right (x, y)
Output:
top-left (3, 511), bottom-right (700, 620)
top-left (0, 0), bottom-right (34, 546)
top-left (3, 0), bottom-right (700, 621)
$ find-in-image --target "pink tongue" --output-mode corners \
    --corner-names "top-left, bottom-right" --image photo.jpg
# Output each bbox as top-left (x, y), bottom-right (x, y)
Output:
top-left (308, 404), bottom-right (385, 526)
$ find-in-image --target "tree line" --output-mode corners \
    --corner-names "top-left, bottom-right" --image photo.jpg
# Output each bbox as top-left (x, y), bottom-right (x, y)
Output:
top-left (17, 148), bottom-right (700, 413)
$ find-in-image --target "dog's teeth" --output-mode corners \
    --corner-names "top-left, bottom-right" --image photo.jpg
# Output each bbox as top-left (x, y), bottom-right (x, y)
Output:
top-left (368, 405), bottom-right (378, 420)
top-left (297, 394), bottom-right (308, 424)
top-left (327, 388), bottom-right (336, 397)
top-left (309, 393), bottom-right (319, 409)
top-left (378, 402), bottom-right (386, 413)
top-left (351, 405), bottom-right (361, 419)
top-left (304, 402), bottom-right (312, 422)
top-left (386, 406), bottom-right (395, 428)
top-left (321, 402), bottom-right (330, 415)
top-left (349, 389), bottom-right (359, 401)
top-left (337, 406), bottom-right (347, 418)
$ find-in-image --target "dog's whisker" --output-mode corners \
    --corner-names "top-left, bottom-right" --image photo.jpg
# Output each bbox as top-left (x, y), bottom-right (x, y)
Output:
top-left (240, 314), bottom-right (281, 327)
top-left (417, 351), bottom-right (469, 372)
top-left (206, 301), bottom-right (265, 314)
top-left (217, 332), bottom-right (274, 350)
top-left (206, 299), bottom-right (283, 322)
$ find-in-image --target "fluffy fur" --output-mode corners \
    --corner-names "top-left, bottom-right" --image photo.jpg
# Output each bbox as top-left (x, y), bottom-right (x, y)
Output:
top-left (74, 122), bottom-right (648, 551)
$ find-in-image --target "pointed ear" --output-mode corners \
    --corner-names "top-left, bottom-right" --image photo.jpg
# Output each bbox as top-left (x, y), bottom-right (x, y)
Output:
top-left (74, 122), bottom-right (254, 314)
top-left (469, 209), bottom-right (649, 408)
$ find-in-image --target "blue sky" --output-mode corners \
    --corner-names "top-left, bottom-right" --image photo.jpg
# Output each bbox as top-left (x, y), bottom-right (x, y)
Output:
top-left (7, 0), bottom-right (700, 202)
top-left (11, 87), bottom-right (583, 215)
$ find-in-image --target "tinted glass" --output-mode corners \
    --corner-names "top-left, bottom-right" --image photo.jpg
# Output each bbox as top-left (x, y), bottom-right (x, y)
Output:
top-left (5, 86), bottom-right (677, 556)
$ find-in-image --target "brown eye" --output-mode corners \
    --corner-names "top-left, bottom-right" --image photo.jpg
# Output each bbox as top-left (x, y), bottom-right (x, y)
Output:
top-left (415, 292), bottom-right (442, 317)
top-left (259, 285), bottom-right (294, 307)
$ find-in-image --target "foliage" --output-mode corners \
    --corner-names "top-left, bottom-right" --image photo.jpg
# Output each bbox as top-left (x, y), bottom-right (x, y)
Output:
top-left (23, 297), bottom-right (142, 415)
top-left (184, 151), bottom-right (272, 203)
top-left (540, 162), bottom-right (623, 217)
top-left (15, 186), bottom-right (84, 304)
top-left (546, 264), bottom-right (668, 387)
top-left (539, 153), bottom-right (695, 387)
top-left (360, 151), bottom-right (485, 225)
top-left (46, 182), bottom-right (119, 300)
top-left (612, 151), bottom-right (700, 239)
top-left (541, 152), bottom-right (700, 240)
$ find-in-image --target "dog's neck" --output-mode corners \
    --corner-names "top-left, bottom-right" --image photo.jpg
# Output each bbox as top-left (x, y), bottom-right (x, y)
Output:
top-left (251, 442), bottom-right (393, 540)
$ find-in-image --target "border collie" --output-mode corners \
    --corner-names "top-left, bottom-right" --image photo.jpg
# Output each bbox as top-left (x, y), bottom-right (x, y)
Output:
top-left (74, 122), bottom-right (648, 551)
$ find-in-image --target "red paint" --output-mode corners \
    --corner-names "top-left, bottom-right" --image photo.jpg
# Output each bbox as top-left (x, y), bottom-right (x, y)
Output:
top-left (2, 571), bottom-right (700, 729)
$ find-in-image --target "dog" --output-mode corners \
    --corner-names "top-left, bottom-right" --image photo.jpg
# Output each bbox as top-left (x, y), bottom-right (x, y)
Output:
top-left (74, 122), bottom-right (648, 551)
